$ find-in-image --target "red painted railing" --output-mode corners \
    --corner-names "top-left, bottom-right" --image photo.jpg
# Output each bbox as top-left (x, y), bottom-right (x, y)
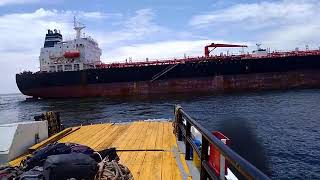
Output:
top-left (96, 49), bottom-right (320, 69)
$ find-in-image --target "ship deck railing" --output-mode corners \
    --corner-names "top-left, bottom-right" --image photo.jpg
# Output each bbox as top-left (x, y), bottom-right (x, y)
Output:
top-left (174, 105), bottom-right (269, 180)
top-left (95, 49), bottom-right (320, 69)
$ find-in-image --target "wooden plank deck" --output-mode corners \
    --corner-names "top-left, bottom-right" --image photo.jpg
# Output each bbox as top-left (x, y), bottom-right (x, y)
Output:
top-left (9, 121), bottom-right (192, 180)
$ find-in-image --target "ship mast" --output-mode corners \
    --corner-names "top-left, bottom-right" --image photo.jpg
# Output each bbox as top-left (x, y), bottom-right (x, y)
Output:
top-left (73, 16), bottom-right (85, 39)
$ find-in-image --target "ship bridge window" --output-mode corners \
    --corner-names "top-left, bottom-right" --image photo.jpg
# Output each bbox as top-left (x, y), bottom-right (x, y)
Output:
top-left (57, 65), bottom-right (63, 72)
top-left (64, 64), bottom-right (72, 71)
top-left (49, 66), bottom-right (56, 72)
top-left (74, 64), bottom-right (80, 71)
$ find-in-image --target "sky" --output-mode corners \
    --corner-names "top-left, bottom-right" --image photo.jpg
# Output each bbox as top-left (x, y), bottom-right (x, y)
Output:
top-left (0, 0), bottom-right (320, 94)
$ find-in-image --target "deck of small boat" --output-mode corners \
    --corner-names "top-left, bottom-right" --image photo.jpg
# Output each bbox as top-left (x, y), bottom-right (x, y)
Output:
top-left (10, 121), bottom-right (192, 180)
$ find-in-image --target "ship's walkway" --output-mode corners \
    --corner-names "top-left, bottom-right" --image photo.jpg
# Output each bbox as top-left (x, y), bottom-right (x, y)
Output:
top-left (9, 121), bottom-right (192, 180)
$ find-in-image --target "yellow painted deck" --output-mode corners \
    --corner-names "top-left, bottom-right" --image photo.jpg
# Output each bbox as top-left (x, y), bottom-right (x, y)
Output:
top-left (10, 121), bottom-right (192, 180)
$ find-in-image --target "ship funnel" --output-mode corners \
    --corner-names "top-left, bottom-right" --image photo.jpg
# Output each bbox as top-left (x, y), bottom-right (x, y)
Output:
top-left (44, 29), bottom-right (63, 48)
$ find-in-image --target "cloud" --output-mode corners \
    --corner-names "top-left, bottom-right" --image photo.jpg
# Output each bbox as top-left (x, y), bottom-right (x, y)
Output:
top-left (0, 0), bottom-right (39, 6)
top-left (77, 11), bottom-right (122, 20)
top-left (103, 39), bottom-right (246, 62)
top-left (96, 8), bottom-right (168, 46)
top-left (0, 8), bottom-right (118, 53)
top-left (105, 40), bottom-right (211, 62)
top-left (189, 0), bottom-right (320, 50)
top-left (189, 0), bottom-right (318, 28)
top-left (263, 24), bottom-right (320, 50)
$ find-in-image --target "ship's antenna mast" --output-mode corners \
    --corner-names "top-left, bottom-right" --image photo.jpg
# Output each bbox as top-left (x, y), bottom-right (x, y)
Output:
top-left (73, 16), bottom-right (85, 39)
top-left (256, 43), bottom-right (262, 50)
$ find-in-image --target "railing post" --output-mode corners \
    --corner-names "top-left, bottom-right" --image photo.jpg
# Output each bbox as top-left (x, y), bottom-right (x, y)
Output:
top-left (200, 137), bottom-right (209, 180)
top-left (175, 105), bottom-right (183, 141)
top-left (185, 121), bottom-right (191, 160)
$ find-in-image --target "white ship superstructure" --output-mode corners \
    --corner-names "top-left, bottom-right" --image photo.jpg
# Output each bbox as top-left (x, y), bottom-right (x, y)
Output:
top-left (39, 18), bottom-right (102, 72)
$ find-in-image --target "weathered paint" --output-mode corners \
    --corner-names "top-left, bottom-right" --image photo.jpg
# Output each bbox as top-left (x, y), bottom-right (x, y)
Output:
top-left (21, 70), bottom-right (320, 98)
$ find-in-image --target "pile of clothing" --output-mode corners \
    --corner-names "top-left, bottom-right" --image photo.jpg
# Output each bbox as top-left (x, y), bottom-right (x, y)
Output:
top-left (0, 142), bottom-right (133, 180)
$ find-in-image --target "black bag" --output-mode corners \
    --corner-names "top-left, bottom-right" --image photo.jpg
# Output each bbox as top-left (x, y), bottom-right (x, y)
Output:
top-left (23, 142), bottom-right (94, 170)
top-left (43, 153), bottom-right (98, 180)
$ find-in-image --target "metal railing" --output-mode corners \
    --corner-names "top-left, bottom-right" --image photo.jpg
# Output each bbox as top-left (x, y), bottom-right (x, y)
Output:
top-left (174, 105), bottom-right (270, 180)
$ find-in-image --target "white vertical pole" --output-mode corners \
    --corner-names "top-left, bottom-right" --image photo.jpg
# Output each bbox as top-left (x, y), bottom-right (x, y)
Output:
top-left (220, 154), bottom-right (225, 179)
top-left (220, 138), bottom-right (227, 179)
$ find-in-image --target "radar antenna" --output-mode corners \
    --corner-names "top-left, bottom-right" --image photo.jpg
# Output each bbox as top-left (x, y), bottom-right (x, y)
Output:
top-left (73, 16), bottom-right (85, 39)
top-left (256, 43), bottom-right (262, 50)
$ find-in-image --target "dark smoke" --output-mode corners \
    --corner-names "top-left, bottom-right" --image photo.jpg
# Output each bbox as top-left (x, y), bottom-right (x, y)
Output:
top-left (217, 117), bottom-right (271, 178)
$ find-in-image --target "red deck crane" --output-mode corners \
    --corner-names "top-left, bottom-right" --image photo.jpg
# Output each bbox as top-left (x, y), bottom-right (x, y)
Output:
top-left (205, 43), bottom-right (248, 57)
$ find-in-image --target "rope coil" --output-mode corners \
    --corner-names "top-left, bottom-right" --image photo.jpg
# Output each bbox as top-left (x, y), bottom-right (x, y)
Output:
top-left (95, 158), bottom-right (133, 180)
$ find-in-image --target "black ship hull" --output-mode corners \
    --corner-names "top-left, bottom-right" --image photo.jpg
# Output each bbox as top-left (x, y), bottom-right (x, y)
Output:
top-left (16, 55), bottom-right (320, 98)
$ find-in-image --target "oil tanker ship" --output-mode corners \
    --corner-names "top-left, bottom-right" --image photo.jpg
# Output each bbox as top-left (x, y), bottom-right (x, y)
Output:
top-left (16, 19), bottom-right (320, 98)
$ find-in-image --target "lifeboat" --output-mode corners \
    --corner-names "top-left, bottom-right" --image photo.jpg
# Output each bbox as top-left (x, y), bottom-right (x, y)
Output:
top-left (64, 51), bottom-right (80, 58)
